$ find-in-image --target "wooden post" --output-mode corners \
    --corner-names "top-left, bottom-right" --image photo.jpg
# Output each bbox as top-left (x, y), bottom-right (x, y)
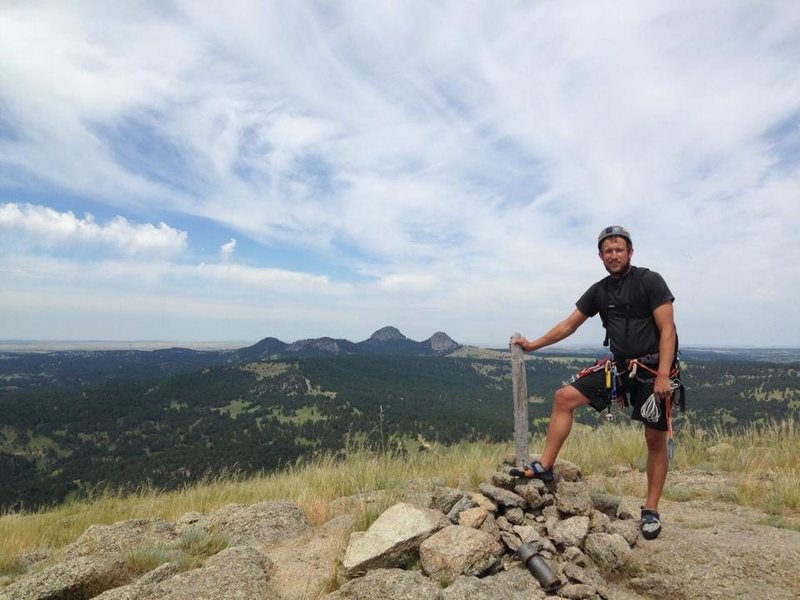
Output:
top-left (510, 332), bottom-right (529, 467)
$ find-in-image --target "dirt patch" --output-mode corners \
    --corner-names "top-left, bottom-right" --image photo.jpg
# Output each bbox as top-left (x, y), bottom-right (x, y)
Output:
top-left (605, 471), bottom-right (800, 599)
top-left (258, 515), bottom-right (352, 600)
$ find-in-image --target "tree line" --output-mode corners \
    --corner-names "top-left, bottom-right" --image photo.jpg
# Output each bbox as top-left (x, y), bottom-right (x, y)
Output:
top-left (0, 354), bottom-right (796, 511)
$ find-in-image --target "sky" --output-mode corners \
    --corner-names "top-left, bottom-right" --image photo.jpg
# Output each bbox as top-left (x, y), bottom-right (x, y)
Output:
top-left (0, 1), bottom-right (799, 348)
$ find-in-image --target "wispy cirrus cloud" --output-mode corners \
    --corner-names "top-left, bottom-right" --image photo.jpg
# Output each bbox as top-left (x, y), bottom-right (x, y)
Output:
top-left (0, 1), bottom-right (798, 344)
top-left (194, 262), bottom-right (330, 291)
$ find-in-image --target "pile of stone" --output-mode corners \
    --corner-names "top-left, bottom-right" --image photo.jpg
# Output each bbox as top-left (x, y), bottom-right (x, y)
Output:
top-left (333, 458), bottom-right (641, 599)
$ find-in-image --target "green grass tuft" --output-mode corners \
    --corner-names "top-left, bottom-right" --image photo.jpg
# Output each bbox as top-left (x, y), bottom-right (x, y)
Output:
top-left (177, 530), bottom-right (229, 568)
top-left (122, 531), bottom-right (229, 576)
top-left (124, 544), bottom-right (173, 575)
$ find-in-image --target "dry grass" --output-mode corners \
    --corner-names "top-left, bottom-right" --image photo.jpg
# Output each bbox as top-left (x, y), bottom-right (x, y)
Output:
top-left (557, 418), bottom-right (800, 515)
top-left (0, 440), bottom-right (507, 567)
top-left (2, 419), bottom-right (798, 575)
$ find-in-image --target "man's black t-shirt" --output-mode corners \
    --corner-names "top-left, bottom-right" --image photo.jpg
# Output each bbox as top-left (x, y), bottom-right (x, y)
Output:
top-left (576, 266), bottom-right (674, 359)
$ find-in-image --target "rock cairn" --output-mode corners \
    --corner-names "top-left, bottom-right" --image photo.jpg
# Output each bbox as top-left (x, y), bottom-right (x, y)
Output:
top-left (333, 458), bottom-right (642, 599)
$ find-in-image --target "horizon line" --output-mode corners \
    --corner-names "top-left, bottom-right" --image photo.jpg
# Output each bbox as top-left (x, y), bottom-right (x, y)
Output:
top-left (1, 339), bottom-right (798, 352)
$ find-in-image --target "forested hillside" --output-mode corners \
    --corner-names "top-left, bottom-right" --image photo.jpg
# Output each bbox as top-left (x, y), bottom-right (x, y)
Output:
top-left (0, 350), bottom-right (797, 511)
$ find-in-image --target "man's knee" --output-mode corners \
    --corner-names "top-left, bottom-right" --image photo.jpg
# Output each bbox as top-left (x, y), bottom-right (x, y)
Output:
top-left (554, 386), bottom-right (589, 411)
top-left (644, 427), bottom-right (666, 452)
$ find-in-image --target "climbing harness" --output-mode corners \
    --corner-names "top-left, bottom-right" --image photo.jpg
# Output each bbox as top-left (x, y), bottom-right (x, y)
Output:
top-left (567, 354), bottom-right (686, 458)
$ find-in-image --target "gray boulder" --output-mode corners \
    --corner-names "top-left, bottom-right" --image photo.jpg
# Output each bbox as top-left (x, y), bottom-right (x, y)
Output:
top-left (555, 482), bottom-right (594, 516)
top-left (551, 516), bottom-right (591, 548)
top-left (323, 568), bottom-right (443, 599)
top-left (131, 561), bottom-right (181, 586)
top-left (94, 545), bottom-right (277, 600)
top-left (457, 506), bottom-right (488, 528)
top-left (469, 492), bottom-right (498, 512)
top-left (401, 476), bottom-right (446, 507)
top-left (562, 546), bottom-right (590, 567)
top-left (341, 502), bottom-right (448, 577)
top-left (489, 471), bottom-right (517, 489)
top-left (552, 458), bottom-right (583, 482)
top-left (500, 530), bottom-right (522, 552)
top-left (505, 507), bottom-right (525, 525)
top-left (429, 486), bottom-right (465, 514)
top-left (512, 525), bottom-right (541, 545)
top-left (447, 495), bottom-right (478, 522)
top-left (558, 582), bottom-right (597, 599)
top-left (590, 491), bottom-right (621, 517)
top-left (419, 525), bottom-right (503, 581)
top-left (64, 518), bottom-right (178, 559)
top-left (583, 533), bottom-right (635, 571)
top-left (605, 518), bottom-right (640, 546)
top-left (477, 484), bottom-right (526, 509)
top-left (440, 566), bottom-right (549, 600)
top-left (496, 515), bottom-right (514, 533)
top-left (514, 482), bottom-right (548, 510)
top-left (479, 513), bottom-right (501, 539)
top-left (589, 509), bottom-right (611, 533)
top-left (194, 500), bottom-right (310, 546)
top-left (0, 555), bottom-right (134, 600)
top-left (615, 499), bottom-right (639, 521)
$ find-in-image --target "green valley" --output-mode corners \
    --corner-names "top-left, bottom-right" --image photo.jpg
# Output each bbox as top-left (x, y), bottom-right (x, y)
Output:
top-left (0, 341), bottom-right (798, 512)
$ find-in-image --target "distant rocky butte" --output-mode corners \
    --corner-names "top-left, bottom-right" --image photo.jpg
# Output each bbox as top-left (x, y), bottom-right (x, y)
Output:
top-left (426, 332), bottom-right (459, 354)
top-left (367, 326), bottom-right (407, 341)
top-left (241, 327), bottom-right (461, 359)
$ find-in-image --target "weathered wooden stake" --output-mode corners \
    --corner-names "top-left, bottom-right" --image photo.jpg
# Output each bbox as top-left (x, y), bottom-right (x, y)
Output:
top-left (510, 332), bottom-right (529, 466)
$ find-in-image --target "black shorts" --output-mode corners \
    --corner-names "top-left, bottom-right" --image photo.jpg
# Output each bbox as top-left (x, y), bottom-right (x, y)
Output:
top-left (570, 366), bottom-right (668, 431)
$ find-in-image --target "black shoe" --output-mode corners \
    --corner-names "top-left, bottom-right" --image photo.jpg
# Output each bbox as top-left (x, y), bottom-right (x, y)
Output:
top-left (510, 461), bottom-right (553, 482)
top-left (640, 508), bottom-right (662, 540)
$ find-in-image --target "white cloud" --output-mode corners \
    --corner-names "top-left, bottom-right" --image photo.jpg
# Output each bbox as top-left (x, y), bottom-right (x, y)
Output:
top-left (220, 238), bottom-right (237, 261)
top-left (0, 1), bottom-right (798, 343)
top-left (194, 262), bottom-right (330, 290)
top-left (377, 273), bottom-right (438, 292)
top-left (0, 203), bottom-right (187, 256)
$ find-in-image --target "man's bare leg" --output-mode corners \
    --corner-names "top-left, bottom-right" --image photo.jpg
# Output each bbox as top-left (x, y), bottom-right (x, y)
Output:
top-left (539, 385), bottom-right (590, 469)
top-left (643, 427), bottom-right (668, 511)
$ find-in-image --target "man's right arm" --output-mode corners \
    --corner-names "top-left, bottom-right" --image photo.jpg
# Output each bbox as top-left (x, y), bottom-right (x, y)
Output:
top-left (513, 309), bottom-right (589, 352)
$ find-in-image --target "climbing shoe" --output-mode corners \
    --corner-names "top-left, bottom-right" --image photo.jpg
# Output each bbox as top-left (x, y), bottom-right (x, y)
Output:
top-left (640, 508), bottom-right (662, 540)
top-left (510, 461), bottom-right (553, 482)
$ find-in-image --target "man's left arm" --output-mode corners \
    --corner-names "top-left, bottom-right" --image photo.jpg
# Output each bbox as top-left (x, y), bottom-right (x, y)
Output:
top-left (652, 302), bottom-right (677, 400)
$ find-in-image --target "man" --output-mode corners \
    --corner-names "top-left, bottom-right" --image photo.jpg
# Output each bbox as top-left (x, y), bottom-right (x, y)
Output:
top-left (511, 225), bottom-right (679, 540)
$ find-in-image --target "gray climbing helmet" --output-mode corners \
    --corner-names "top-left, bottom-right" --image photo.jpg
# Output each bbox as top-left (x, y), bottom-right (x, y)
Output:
top-left (597, 225), bottom-right (632, 248)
